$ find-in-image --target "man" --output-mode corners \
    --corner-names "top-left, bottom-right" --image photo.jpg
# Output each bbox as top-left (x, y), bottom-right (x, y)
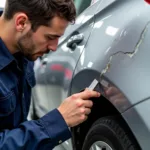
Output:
top-left (0, 0), bottom-right (100, 149)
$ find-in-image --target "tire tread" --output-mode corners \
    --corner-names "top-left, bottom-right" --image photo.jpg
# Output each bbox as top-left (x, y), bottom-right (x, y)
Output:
top-left (82, 117), bottom-right (139, 150)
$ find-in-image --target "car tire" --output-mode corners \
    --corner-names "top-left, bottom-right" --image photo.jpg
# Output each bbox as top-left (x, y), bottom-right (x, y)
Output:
top-left (82, 117), bottom-right (139, 150)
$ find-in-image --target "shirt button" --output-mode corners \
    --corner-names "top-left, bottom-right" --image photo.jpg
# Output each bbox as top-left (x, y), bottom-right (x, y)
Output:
top-left (59, 140), bottom-right (62, 144)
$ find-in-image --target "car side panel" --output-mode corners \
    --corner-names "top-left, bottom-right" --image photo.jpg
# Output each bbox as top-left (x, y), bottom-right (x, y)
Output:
top-left (71, 0), bottom-right (150, 113)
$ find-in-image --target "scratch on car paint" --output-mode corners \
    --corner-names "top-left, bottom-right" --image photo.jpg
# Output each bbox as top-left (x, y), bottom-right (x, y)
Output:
top-left (100, 22), bottom-right (150, 78)
top-left (125, 22), bottom-right (149, 58)
top-left (100, 55), bottom-right (112, 78)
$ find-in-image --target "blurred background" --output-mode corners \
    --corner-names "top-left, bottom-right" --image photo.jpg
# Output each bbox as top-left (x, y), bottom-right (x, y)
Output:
top-left (0, 0), bottom-right (5, 8)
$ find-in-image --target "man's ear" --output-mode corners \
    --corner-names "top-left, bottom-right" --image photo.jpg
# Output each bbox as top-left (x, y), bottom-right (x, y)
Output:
top-left (15, 13), bottom-right (29, 32)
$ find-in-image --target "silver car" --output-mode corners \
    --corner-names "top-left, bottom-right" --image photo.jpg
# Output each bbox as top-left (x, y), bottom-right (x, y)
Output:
top-left (31, 0), bottom-right (150, 149)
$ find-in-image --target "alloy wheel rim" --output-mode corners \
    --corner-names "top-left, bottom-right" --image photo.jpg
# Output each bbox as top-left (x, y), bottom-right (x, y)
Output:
top-left (89, 141), bottom-right (113, 150)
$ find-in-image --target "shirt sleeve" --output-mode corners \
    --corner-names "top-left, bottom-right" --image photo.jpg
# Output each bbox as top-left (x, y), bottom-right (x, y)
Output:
top-left (0, 109), bottom-right (71, 150)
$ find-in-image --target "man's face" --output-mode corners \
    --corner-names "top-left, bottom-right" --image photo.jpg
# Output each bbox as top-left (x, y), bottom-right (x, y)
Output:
top-left (17, 16), bottom-right (69, 61)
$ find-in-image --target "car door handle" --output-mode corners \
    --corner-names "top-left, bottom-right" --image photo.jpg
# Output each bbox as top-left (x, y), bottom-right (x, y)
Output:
top-left (67, 33), bottom-right (84, 49)
top-left (42, 58), bottom-right (48, 65)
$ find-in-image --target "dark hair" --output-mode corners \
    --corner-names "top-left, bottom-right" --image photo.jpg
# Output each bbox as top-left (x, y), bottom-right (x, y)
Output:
top-left (4, 0), bottom-right (76, 31)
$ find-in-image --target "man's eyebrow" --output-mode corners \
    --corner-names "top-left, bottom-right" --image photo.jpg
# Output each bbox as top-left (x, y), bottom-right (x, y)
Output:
top-left (46, 34), bottom-right (63, 37)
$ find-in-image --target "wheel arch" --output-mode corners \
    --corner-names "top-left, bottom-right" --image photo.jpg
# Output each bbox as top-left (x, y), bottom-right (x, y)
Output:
top-left (71, 95), bottom-right (141, 150)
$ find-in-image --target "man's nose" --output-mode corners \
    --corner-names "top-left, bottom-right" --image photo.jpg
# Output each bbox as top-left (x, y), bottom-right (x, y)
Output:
top-left (48, 39), bottom-right (59, 51)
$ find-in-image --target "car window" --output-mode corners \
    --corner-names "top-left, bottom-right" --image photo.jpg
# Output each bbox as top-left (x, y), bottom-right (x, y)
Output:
top-left (74, 0), bottom-right (92, 16)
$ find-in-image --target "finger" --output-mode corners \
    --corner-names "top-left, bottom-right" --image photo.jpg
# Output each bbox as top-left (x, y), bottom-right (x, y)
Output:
top-left (83, 100), bottom-right (93, 108)
top-left (80, 115), bottom-right (88, 123)
top-left (76, 89), bottom-right (100, 100)
top-left (84, 108), bottom-right (91, 115)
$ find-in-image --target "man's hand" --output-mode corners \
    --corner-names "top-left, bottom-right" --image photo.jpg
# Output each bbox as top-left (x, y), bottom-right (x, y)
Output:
top-left (57, 89), bottom-right (100, 127)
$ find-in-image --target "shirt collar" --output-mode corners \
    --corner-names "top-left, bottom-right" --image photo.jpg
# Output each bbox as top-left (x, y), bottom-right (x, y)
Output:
top-left (0, 38), bottom-right (15, 70)
top-left (0, 38), bottom-right (31, 72)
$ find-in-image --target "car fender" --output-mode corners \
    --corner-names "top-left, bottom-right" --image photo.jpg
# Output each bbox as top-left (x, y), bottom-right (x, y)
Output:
top-left (71, 0), bottom-right (150, 113)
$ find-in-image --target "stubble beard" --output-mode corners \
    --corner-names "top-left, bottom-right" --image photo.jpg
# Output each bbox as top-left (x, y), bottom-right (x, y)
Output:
top-left (17, 30), bottom-right (36, 61)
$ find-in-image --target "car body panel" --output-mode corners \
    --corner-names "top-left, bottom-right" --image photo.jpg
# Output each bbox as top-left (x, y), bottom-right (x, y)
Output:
top-left (122, 98), bottom-right (150, 150)
top-left (71, 0), bottom-right (150, 113)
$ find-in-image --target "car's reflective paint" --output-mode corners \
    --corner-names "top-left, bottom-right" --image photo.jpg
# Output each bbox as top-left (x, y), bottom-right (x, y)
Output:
top-left (71, 0), bottom-right (150, 149)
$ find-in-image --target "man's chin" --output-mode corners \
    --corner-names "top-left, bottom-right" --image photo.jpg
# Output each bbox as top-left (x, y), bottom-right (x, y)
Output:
top-left (25, 55), bottom-right (38, 61)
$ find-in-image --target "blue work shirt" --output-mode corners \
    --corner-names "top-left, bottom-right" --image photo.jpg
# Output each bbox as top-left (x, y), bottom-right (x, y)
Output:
top-left (0, 38), bottom-right (71, 149)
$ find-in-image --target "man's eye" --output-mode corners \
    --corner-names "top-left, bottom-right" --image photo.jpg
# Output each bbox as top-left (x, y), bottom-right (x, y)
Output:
top-left (47, 36), bottom-right (55, 40)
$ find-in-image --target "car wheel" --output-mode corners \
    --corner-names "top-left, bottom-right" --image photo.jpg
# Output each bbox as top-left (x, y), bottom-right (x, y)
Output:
top-left (82, 117), bottom-right (139, 150)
